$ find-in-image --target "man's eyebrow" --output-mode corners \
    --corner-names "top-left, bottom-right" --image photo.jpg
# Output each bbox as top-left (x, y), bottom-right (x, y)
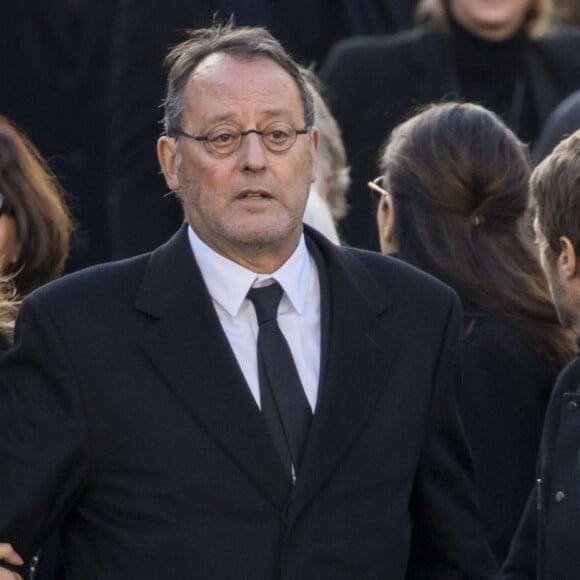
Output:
top-left (203, 109), bottom-right (294, 126)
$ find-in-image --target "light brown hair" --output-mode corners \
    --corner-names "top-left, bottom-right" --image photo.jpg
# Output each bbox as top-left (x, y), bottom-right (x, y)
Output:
top-left (531, 129), bottom-right (580, 260)
top-left (381, 102), bottom-right (572, 368)
top-left (415, 0), bottom-right (553, 35)
top-left (0, 116), bottom-right (73, 296)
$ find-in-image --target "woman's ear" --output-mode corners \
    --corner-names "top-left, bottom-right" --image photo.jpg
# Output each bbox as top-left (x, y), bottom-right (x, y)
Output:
top-left (377, 194), bottom-right (396, 254)
top-left (558, 236), bottom-right (578, 280)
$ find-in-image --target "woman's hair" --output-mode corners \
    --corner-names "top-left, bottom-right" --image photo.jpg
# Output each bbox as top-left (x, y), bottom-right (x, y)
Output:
top-left (380, 102), bottom-right (572, 368)
top-left (415, 0), bottom-right (553, 36)
top-left (0, 116), bottom-right (73, 296)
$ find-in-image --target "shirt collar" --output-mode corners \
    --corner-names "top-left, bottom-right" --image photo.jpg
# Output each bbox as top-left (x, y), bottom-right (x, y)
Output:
top-left (188, 226), bottom-right (313, 317)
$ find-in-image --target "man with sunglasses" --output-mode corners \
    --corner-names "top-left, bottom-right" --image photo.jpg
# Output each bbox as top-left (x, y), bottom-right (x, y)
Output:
top-left (0, 24), bottom-right (496, 580)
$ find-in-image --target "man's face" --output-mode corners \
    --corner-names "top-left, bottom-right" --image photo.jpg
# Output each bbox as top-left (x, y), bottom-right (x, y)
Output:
top-left (534, 214), bottom-right (577, 330)
top-left (449, 0), bottom-right (532, 40)
top-left (158, 54), bottom-right (318, 271)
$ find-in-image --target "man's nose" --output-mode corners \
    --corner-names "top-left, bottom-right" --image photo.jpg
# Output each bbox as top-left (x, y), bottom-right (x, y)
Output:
top-left (240, 131), bottom-right (267, 171)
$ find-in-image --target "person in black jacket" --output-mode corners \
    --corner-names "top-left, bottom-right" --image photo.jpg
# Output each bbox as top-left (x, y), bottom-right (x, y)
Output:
top-left (370, 102), bottom-right (574, 566)
top-left (0, 25), bottom-right (498, 580)
top-left (503, 129), bottom-right (580, 580)
top-left (321, 0), bottom-right (580, 250)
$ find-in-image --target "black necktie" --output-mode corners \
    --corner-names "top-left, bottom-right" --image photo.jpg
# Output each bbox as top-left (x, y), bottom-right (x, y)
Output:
top-left (248, 282), bottom-right (312, 482)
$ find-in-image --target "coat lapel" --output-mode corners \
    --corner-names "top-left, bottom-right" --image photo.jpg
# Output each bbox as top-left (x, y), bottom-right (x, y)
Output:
top-left (135, 227), bottom-right (290, 508)
top-left (289, 230), bottom-right (402, 524)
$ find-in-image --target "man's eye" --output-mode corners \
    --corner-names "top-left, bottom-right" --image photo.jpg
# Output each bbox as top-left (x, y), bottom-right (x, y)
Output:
top-left (211, 132), bottom-right (236, 144)
top-left (267, 130), bottom-right (290, 142)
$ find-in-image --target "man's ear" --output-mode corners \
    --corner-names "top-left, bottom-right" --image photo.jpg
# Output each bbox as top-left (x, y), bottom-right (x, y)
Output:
top-left (558, 236), bottom-right (578, 280)
top-left (309, 127), bottom-right (319, 184)
top-left (157, 136), bottom-right (180, 191)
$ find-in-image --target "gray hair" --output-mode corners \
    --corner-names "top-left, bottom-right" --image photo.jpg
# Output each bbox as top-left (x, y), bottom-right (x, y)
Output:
top-left (303, 69), bottom-right (350, 222)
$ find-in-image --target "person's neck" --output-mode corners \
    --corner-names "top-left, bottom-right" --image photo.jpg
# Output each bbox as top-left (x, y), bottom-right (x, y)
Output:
top-left (448, 6), bottom-right (526, 42)
top-left (449, 11), bottom-right (527, 74)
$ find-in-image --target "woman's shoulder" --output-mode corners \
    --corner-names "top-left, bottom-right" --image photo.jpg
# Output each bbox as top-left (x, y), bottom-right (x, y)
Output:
top-left (463, 315), bottom-right (556, 386)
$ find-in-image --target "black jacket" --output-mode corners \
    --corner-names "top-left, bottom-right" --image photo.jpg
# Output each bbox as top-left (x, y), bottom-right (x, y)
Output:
top-left (461, 316), bottom-right (556, 565)
top-left (0, 226), bottom-right (497, 579)
top-left (503, 356), bottom-right (580, 580)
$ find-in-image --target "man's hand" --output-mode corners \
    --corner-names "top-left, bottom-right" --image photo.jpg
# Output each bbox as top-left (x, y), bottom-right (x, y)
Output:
top-left (0, 544), bottom-right (23, 579)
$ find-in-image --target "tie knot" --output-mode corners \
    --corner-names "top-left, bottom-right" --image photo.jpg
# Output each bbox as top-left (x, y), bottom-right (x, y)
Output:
top-left (247, 281), bottom-right (283, 325)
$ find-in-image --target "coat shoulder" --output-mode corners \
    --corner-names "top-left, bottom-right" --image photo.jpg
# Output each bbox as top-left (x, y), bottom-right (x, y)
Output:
top-left (25, 253), bottom-right (151, 314)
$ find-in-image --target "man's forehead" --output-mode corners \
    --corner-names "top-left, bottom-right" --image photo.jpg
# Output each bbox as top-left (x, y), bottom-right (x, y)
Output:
top-left (183, 53), bottom-right (303, 123)
top-left (189, 52), bottom-right (290, 87)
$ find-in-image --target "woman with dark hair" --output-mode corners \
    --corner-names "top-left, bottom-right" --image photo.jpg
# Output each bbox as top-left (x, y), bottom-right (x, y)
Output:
top-left (0, 116), bottom-right (73, 297)
top-left (371, 102), bottom-right (574, 564)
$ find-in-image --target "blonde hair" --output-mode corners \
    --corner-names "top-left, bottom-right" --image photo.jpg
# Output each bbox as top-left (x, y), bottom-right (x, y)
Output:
top-left (415, 0), bottom-right (553, 36)
top-left (0, 276), bottom-right (19, 349)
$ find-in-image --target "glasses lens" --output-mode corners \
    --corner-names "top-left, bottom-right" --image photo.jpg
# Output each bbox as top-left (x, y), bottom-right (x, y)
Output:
top-left (206, 126), bottom-right (242, 155)
top-left (262, 122), bottom-right (296, 152)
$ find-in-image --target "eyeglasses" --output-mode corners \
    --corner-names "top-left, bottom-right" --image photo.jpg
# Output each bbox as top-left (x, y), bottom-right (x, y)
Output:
top-left (0, 193), bottom-right (13, 217)
top-left (172, 121), bottom-right (309, 156)
top-left (367, 176), bottom-right (390, 198)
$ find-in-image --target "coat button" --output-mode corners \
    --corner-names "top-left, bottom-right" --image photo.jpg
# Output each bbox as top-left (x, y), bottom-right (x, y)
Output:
top-left (555, 491), bottom-right (566, 503)
top-left (567, 400), bottom-right (578, 412)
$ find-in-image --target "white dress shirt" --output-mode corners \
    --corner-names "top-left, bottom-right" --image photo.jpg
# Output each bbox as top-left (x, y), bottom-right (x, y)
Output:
top-left (188, 226), bottom-right (321, 411)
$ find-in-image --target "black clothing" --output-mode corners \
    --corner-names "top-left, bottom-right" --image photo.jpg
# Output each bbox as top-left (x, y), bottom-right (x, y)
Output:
top-left (321, 23), bottom-right (580, 250)
top-left (462, 316), bottom-right (557, 564)
top-left (503, 356), bottom-right (580, 580)
top-left (533, 88), bottom-right (580, 162)
top-left (0, 225), bottom-right (498, 579)
top-left (450, 17), bottom-right (538, 142)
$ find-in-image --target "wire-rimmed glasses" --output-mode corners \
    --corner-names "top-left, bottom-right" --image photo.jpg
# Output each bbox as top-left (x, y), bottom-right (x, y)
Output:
top-left (172, 121), bottom-right (309, 156)
top-left (367, 176), bottom-right (390, 199)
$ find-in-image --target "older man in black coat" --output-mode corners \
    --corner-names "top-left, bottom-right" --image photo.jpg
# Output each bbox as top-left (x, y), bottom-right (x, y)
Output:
top-left (0, 24), bottom-right (497, 580)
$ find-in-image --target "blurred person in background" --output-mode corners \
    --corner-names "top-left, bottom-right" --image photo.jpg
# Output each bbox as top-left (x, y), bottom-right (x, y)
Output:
top-left (503, 129), bottom-right (580, 580)
top-left (322, 0), bottom-right (580, 251)
top-left (302, 69), bottom-right (350, 244)
top-left (0, 0), bottom-right (116, 270)
top-left (533, 88), bottom-right (580, 162)
top-left (371, 102), bottom-right (574, 565)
